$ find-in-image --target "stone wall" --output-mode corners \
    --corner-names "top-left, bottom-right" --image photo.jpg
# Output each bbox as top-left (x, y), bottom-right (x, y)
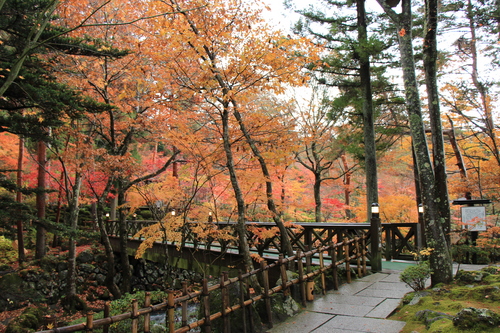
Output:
top-left (0, 249), bottom-right (204, 311)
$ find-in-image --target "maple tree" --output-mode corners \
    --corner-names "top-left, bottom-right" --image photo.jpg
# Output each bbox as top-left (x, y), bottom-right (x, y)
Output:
top-left (292, 85), bottom-right (352, 222)
top-left (140, 0), bottom-right (319, 275)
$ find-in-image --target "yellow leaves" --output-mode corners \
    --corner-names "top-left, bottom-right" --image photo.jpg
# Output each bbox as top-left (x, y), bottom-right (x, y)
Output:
top-left (251, 253), bottom-right (264, 263)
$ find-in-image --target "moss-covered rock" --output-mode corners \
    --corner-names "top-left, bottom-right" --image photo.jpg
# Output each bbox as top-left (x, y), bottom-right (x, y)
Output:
top-left (415, 309), bottom-right (453, 328)
top-left (5, 306), bottom-right (46, 333)
top-left (269, 293), bottom-right (300, 321)
top-left (453, 307), bottom-right (500, 330)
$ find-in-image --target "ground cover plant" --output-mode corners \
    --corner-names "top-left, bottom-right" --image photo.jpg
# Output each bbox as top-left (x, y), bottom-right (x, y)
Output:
top-left (390, 266), bottom-right (500, 332)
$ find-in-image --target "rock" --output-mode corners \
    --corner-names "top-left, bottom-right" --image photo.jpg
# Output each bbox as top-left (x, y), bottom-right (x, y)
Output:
top-left (415, 309), bottom-right (452, 328)
top-left (79, 263), bottom-right (95, 273)
top-left (96, 274), bottom-right (106, 285)
top-left (276, 295), bottom-right (300, 318)
top-left (456, 270), bottom-right (485, 284)
top-left (57, 262), bottom-right (68, 271)
top-left (453, 307), bottom-right (500, 330)
top-left (76, 250), bottom-right (94, 263)
top-left (408, 291), bottom-right (430, 305)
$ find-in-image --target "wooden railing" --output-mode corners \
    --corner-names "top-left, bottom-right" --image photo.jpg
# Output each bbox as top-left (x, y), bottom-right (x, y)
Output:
top-left (106, 220), bottom-right (422, 261)
top-left (36, 235), bottom-right (368, 333)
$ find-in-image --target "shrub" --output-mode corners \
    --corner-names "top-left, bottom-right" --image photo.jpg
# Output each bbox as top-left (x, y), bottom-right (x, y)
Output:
top-left (400, 261), bottom-right (431, 291)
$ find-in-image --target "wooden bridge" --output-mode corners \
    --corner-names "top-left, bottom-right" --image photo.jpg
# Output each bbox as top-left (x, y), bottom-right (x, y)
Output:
top-left (105, 220), bottom-right (423, 270)
top-left (37, 221), bottom-right (423, 333)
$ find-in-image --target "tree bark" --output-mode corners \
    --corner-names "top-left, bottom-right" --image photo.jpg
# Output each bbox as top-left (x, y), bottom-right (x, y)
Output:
top-left (423, 0), bottom-right (451, 246)
top-left (313, 174), bottom-right (322, 222)
top-left (376, 0), bottom-right (452, 285)
top-left (357, 0), bottom-right (379, 218)
top-left (16, 136), bottom-right (25, 263)
top-left (96, 197), bottom-right (122, 299)
top-left (117, 183), bottom-right (132, 294)
top-left (35, 140), bottom-right (47, 259)
top-left (341, 154), bottom-right (353, 219)
top-left (221, 104), bottom-right (259, 288)
top-left (64, 172), bottom-right (85, 311)
top-left (232, 103), bottom-right (295, 256)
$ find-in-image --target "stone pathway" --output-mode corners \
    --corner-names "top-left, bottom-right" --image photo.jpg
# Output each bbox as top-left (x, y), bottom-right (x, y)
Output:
top-left (266, 263), bottom-right (487, 333)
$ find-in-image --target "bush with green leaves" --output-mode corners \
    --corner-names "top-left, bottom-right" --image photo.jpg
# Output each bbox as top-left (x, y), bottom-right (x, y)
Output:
top-left (0, 235), bottom-right (17, 265)
top-left (400, 261), bottom-right (432, 291)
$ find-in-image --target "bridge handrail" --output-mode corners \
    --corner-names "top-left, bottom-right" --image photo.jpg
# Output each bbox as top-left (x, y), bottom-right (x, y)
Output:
top-left (36, 234), bottom-right (368, 333)
top-left (105, 220), bottom-right (421, 261)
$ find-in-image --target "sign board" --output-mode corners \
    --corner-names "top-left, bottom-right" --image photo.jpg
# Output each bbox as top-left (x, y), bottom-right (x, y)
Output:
top-left (461, 206), bottom-right (486, 231)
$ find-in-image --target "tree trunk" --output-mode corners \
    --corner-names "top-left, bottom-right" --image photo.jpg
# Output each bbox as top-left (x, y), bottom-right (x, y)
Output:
top-left (35, 140), bottom-right (47, 259)
top-left (377, 0), bottom-right (452, 285)
top-left (64, 173), bottom-right (85, 312)
top-left (357, 0), bottom-right (379, 218)
top-left (16, 136), bottom-right (25, 263)
top-left (232, 103), bottom-right (295, 257)
top-left (341, 154), bottom-right (353, 219)
top-left (424, 0), bottom-right (451, 246)
top-left (117, 185), bottom-right (132, 293)
top-left (446, 116), bottom-right (467, 179)
top-left (313, 174), bottom-right (322, 222)
top-left (96, 203), bottom-right (122, 299)
top-left (220, 104), bottom-right (261, 290)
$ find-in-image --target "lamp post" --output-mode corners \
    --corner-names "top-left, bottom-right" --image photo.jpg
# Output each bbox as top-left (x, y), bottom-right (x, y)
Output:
top-left (418, 204), bottom-right (425, 248)
top-left (370, 203), bottom-right (382, 272)
top-left (208, 211), bottom-right (213, 223)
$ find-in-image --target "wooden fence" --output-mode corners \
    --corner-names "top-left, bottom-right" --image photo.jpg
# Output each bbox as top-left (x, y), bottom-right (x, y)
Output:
top-left (106, 220), bottom-right (421, 261)
top-left (36, 235), bottom-right (367, 333)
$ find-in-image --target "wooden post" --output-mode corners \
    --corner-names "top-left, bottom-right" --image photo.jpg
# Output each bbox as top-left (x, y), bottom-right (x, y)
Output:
top-left (355, 237), bottom-right (362, 277)
top-left (86, 311), bottom-right (94, 332)
top-left (131, 299), bottom-right (138, 333)
top-left (305, 246), bottom-right (313, 301)
top-left (221, 272), bottom-right (230, 333)
top-left (329, 242), bottom-right (339, 290)
top-left (202, 279), bottom-right (211, 333)
top-left (182, 281), bottom-right (188, 328)
top-left (167, 290), bottom-right (175, 333)
top-left (261, 260), bottom-right (273, 328)
top-left (385, 226), bottom-right (392, 261)
top-left (319, 251), bottom-right (326, 295)
top-left (144, 292), bottom-right (151, 333)
top-left (344, 238), bottom-right (351, 284)
top-left (238, 270), bottom-right (248, 333)
top-left (297, 250), bottom-right (306, 306)
top-left (103, 302), bottom-right (110, 333)
top-left (278, 254), bottom-right (289, 296)
top-left (362, 233), bottom-right (367, 276)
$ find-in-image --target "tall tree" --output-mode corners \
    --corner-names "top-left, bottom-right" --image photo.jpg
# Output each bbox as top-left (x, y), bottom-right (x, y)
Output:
top-left (423, 0), bottom-right (451, 244)
top-left (157, 0), bottom-right (318, 270)
top-left (292, 85), bottom-right (350, 222)
top-left (290, 0), bottom-right (405, 219)
top-left (376, 0), bottom-right (453, 285)
top-left (1, 0), bottom-right (126, 259)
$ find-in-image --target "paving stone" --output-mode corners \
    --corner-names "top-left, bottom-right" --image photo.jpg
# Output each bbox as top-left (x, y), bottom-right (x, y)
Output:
top-left (355, 273), bottom-right (390, 283)
top-left (370, 281), bottom-right (412, 291)
top-left (314, 294), bottom-right (384, 307)
top-left (266, 311), bottom-right (332, 333)
top-left (268, 264), bottom-right (487, 333)
top-left (306, 301), bottom-right (374, 316)
top-left (332, 281), bottom-right (372, 295)
top-left (365, 298), bottom-right (402, 318)
top-left (311, 315), bottom-right (406, 333)
top-left (380, 272), bottom-right (403, 283)
top-left (356, 286), bottom-right (409, 299)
